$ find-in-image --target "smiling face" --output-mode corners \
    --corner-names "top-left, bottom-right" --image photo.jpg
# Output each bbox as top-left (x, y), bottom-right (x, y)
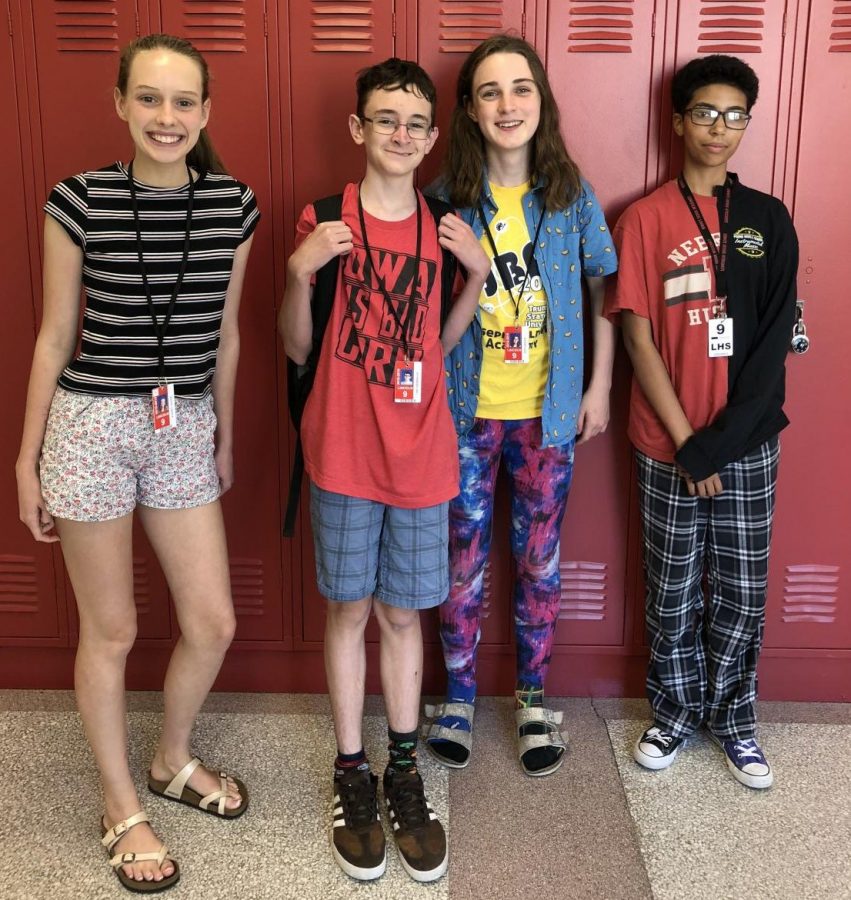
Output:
top-left (349, 86), bottom-right (438, 180)
top-left (114, 49), bottom-right (210, 178)
top-left (467, 52), bottom-right (541, 166)
top-left (674, 83), bottom-right (748, 174)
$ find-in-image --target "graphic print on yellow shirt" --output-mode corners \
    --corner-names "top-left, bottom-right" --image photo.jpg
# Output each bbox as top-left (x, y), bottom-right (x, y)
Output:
top-left (477, 182), bottom-right (549, 419)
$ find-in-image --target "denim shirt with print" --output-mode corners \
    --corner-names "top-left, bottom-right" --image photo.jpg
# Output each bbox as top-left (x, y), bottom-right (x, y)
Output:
top-left (439, 178), bottom-right (618, 447)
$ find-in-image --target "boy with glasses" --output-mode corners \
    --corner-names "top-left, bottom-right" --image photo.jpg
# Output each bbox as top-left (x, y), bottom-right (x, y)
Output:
top-left (605, 55), bottom-right (798, 788)
top-left (279, 58), bottom-right (488, 880)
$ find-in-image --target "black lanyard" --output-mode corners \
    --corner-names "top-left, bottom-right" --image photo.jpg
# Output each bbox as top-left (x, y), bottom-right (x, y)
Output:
top-left (477, 199), bottom-right (544, 324)
top-left (127, 161), bottom-right (195, 384)
top-left (356, 183), bottom-right (422, 360)
top-left (677, 173), bottom-right (732, 303)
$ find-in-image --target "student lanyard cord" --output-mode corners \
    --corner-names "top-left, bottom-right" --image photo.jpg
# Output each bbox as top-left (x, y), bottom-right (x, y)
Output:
top-left (677, 173), bottom-right (732, 313)
top-left (127, 160), bottom-right (195, 385)
top-left (477, 199), bottom-right (544, 324)
top-left (356, 182), bottom-right (422, 361)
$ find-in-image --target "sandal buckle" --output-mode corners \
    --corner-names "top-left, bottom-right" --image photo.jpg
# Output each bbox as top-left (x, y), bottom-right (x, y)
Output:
top-left (113, 821), bottom-right (128, 837)
top-left (121, 852), bottom-right (136, 864)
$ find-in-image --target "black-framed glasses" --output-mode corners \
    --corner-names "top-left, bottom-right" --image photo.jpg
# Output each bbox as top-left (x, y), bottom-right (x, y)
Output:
top-left (360, 115), bottom-right (432, 140)
top-left (684, 106), bottom-right (752, 130)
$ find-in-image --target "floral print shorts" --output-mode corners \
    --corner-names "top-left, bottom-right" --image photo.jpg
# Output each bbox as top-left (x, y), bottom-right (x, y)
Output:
top-left (40, 388), bottom-right (220, 522)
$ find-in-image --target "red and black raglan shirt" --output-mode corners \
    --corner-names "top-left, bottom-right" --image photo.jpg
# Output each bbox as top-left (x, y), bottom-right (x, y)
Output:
top-left (605, 176), bottom-right (798, 480)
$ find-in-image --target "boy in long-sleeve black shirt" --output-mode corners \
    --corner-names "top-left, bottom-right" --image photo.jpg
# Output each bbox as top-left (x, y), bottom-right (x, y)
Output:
top-left (605, 55), bottom-right (798, 788)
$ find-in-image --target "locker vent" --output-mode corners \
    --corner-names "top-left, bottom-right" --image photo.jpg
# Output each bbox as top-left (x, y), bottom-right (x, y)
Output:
top-left (133, 557), bottom-right (150, 616)
top-left (482, 560), bottom-right (493, 619)
top-left (438, 1), bottom-right (507, 54)
top-left (830, 1), bottom-right (851, 52)
top-left (0, 555), bottom-right (38, 614)
top-left (782, 565), bottom-right (839, 624)
top-left (230, 558), bottom-right (264, 617)
top-left (183, 1), bottom-right (247, 53)
top-left (558, 561), bottom-right (606, 620)
top-left (696, 0), bottom-right (764, 55)
top-left (566, 1), bottom-right (634, 54)
top-left (54, 0), bottom-right (120, 53)
top-left (312, 1), bottom-right (374, 53)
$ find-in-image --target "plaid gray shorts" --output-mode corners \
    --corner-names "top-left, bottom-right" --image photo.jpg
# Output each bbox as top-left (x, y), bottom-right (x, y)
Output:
top-left (309, 482), bottom-right (449, 609)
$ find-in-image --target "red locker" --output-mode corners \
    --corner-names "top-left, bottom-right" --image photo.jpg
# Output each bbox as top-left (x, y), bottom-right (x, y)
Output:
top-left (415, 0), bottom-right (528, 188)
top-left (160, 0), bottom-right (287, 643)
top-left (659, 0), bottom-right (792, 194)
top-left (762, 0), bottom-right (851, 655)
top-left (0, 12), bottom-right (65, 645)
top-left (543, 0), bottom-right (660, 650)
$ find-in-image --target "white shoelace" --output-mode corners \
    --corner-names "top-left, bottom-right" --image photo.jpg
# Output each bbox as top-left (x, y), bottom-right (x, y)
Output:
top-left (646, 727), bottom-right (674, 747)
top-left (732, 740), bottom-right (763, 761)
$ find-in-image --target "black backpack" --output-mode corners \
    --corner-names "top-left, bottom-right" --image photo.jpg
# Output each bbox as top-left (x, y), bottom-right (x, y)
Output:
top-left (283, 192), bottom-right (458, 537)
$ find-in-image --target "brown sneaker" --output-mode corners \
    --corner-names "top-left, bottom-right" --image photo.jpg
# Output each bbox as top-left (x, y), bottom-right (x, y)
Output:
top-left (331, 767), bottom-right (386, 880)
top-left (383, 768), bottom-right (448, 882)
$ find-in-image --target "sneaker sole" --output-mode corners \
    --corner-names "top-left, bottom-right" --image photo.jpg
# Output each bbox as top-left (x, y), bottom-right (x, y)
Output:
top-left (633, 742), bottom-right (680, 770)
top-left (396, 846), bottom-right (448, 883)
top-left (724, 758), bottom-right (773, 790)
top-left (330, 836), bottom-right (386, 881)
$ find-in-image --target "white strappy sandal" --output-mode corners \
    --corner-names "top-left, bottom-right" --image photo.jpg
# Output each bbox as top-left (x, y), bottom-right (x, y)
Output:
top-left (101, 810), bottom-right (180, 893)
top-left (147, 756), bottom-right (248, 818)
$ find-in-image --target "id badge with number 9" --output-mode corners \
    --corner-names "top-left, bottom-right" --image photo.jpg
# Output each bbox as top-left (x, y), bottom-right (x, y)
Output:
top-left (708, 317), bottom-right (734, 358)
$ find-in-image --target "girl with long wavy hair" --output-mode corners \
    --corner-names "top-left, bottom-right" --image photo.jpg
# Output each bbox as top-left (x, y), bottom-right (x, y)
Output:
top-left (424, 34), bottom-right (618, 777)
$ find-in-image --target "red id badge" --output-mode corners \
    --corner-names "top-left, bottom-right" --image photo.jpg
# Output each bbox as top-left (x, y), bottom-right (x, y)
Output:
top-left (503, 325), bottom-right (529, 364)
top-left (394, 361), bottom-right (422, 403)
top-left (151, 383), bottom-right (177, 432)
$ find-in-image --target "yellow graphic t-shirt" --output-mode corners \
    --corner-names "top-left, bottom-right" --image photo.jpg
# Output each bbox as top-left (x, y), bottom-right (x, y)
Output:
top-left (476, 182), bottom-right (549, 419)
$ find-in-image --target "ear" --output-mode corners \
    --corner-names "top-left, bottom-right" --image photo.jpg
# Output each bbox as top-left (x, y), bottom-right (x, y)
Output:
top-left (200, 97), bottom-right (211, 129)
top-left (672, 112), bottom-right (685, 138)
top-left (349, 113), bottom-right (365, 146)
top-left (114, 87), bottom-right (128, 122)
top-left (423, 125), bottom-right (439, 156)
top-left (466, 99), bottom-right (477, 123)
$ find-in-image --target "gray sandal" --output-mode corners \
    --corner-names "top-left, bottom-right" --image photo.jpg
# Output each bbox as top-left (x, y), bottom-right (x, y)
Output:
top-left (422, 701), bottom-right (475, 769)
top-left (516, 706), bottom-right (568, 777)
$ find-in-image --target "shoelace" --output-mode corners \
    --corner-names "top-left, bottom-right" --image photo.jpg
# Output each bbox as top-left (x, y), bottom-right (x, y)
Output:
top-left (732, 740), bottom-right (764, 762)
top-left (340, 776), bottom-right (377, 828)
top-left (646, 727), bottom-right (674, 748)
top-left (388, 774), bottom-right (430, 829)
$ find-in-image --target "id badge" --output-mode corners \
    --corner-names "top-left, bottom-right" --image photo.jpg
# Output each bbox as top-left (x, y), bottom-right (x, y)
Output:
top-left (151, 383), bottom-right (177, 432)
top-left (708, 317), bottom-right (734, 358)
top-left (394, 361), bottom-right (422, 403)
top-left (503, 325), bottom-right (529, 364)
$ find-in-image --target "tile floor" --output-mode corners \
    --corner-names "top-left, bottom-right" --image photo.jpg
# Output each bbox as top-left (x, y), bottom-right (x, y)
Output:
top-left (2, 692), bottom-right (849, 900)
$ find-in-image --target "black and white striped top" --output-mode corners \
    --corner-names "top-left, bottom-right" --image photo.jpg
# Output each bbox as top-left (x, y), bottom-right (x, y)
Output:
top-left (45, 162), bottom-right (260, 399)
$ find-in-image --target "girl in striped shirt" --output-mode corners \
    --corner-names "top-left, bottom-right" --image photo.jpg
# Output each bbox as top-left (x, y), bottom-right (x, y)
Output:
top-left (16, 34), bottom-right (258, 893)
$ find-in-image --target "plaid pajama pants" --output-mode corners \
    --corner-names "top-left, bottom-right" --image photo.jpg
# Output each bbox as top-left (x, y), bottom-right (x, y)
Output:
top-left (636, 437), bottom-right (780, 741)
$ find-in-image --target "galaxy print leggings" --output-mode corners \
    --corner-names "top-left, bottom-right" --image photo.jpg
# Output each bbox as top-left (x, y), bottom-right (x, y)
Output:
top-left (440, 417), bottom-right (575, 690)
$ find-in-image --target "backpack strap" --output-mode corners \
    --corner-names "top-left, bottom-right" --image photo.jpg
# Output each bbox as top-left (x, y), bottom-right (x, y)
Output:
top-left (423, 195), bottom-right (459, 331)
top-left (283, 193), bottom-right (343, 538)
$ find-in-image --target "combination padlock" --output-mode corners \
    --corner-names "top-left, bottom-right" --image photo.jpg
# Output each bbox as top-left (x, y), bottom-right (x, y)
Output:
top-left (790, 300), bottom-right (810, 355)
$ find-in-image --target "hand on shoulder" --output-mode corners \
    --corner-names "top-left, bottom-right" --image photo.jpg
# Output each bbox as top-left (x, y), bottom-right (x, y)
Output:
top-left (289, 220), bottom-right (354, 281)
